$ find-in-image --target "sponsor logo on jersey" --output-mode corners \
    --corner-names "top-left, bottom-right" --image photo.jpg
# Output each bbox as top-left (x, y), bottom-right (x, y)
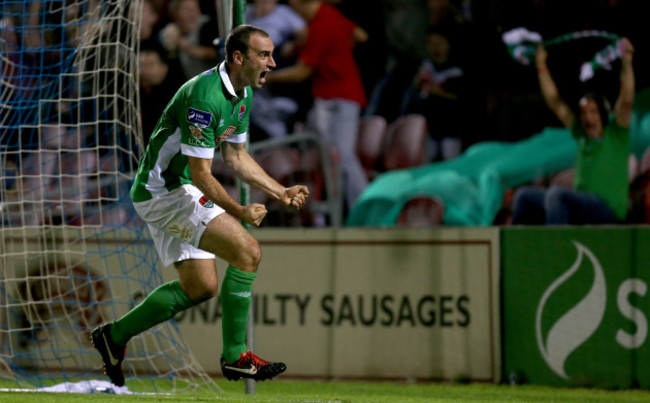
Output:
top-left (186, 107), bottom-right (212, 127)
top-left (216, 125), bottom-right (237, 143)
top-left (199, 195), bottom-right (214, 208)
top-left (188, 125), bottom-right (203, 139)
top-left (188, 137), bottom-right (208, 147)
top-left (238, 104), bottom-right (246, 120)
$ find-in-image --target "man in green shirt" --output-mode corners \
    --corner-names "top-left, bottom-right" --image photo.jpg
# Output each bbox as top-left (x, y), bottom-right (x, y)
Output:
top-left (92, 25), bottom-right (309, 384)
top-left (512, 37), bottom-right (635, 224)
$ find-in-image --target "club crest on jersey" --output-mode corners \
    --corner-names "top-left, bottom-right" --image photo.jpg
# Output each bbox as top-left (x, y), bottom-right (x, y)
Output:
top-left (238, 105), bottom-right (246, 120)
top-left (216, 125), bottom-right (236, 143)
top-left (188, 125), bottom-right (203, 139)
top-left (199, 195), bottom-right (214, 208)
top-left (186, 107), bottom-right (212, 127)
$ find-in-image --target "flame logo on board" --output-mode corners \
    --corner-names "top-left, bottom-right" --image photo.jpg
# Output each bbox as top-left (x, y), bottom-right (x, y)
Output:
top-left (535, 241), bottom-right (607, 379)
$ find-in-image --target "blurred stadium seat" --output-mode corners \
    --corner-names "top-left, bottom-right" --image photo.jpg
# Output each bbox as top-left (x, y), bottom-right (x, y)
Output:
top-left (382, 114), bottom-right (427, 171)
top-left (396, 196), bottom-right (445, 227)
top-left (356, 115), bottom-right (387, 180)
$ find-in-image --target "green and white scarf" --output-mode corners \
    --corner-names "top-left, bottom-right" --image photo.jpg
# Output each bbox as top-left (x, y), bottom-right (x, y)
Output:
top-left (502, 27), bottom-right (621, 81)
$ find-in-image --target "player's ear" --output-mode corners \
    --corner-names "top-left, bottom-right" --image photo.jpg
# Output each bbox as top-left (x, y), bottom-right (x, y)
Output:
top-left (233, 50), bottom-right (246, 65)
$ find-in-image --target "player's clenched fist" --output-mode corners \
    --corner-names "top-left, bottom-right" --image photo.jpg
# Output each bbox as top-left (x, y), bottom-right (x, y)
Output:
top-left (242, 203), bottom-right (267, 227)
top-left (282, 185), bottom-right (310, 210)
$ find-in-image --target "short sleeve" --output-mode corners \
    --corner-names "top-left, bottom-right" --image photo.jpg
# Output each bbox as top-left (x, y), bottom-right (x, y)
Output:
top-left (178, 102), bottom-right (217, 159)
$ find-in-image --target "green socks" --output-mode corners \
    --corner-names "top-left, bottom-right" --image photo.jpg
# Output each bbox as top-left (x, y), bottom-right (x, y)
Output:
top-left (220, 265), bottom-right (257, 362)
top-left (110, 279), bottom-right (197, 346)
top-left (108, 267), bottom-right (256, 363)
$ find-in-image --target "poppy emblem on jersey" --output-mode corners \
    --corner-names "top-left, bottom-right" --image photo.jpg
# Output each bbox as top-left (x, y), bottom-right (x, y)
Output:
top-left (238, 105), bottom-right (246, 120)
top-left (189, 125), bottom-right (203, 140)
top-left (199, 195), bottom-right (214, 208)
top-left (216, 125), bottom-right (236, 144)
top-left (186, 107), bottom-right (212, 127)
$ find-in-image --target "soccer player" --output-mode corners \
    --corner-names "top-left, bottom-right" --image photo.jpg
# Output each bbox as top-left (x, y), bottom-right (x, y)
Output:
top-left (91, 25), bottom-right (309, 385)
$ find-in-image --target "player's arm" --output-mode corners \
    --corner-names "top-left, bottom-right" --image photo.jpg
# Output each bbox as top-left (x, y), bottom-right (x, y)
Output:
top-left (613, 37), bottom-right (635, 128)
top-left (188, 155), bottom-right (267, 226)
top-left (221, 141), bottom-right (309, 209)
top-left (536, 45), bottom-right (574, 128)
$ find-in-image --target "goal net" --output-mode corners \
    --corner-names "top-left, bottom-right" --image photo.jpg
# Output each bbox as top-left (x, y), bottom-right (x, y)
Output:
top-left (0, 0), bottom-right (219, 393)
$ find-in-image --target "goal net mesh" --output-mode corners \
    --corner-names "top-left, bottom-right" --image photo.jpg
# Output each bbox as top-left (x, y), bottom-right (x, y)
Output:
top-left (0, 0), bottom-right (219, 393)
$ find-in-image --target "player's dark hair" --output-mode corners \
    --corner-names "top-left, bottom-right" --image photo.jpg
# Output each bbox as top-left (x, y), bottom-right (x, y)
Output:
top-left (225, 25), bottom-right (270, 63)
top-left (579, 92), bottom-right (611, 126)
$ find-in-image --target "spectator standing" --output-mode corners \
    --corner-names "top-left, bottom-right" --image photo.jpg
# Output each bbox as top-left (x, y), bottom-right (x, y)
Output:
top-left (511, 38), bottom-right (635, 225)
top-left (267, 0), bottom-right (369, 212)
top-left (402, 25), bottom-right (466, 161)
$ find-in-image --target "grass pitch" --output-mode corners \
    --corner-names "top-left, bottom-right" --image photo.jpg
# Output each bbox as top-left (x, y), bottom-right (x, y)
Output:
top-left (2, 379), bottom-right (650, 403)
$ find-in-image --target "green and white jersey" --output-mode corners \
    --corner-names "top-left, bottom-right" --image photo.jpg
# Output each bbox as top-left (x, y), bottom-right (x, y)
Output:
top-left (131, 62), bottom-right (252, 202)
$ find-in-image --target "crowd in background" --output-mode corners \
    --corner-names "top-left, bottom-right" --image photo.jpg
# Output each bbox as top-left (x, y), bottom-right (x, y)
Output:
top-left (136, 0), bottom-right (650, 225)
top-left (2, 0), bottom-right (649, 227)
top-left (139, 0), bottom-right (649, 146)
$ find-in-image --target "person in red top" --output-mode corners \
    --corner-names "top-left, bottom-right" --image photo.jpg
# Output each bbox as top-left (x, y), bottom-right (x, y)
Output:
top-left (267, 0), bottom-right (369, 214)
